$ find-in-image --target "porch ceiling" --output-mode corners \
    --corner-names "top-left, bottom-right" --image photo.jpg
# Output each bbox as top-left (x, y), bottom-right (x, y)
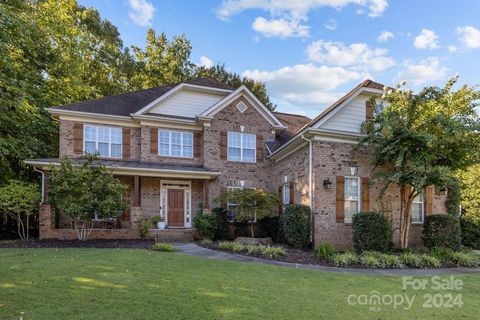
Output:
top-left (24, 158), bottom-right (220, 179)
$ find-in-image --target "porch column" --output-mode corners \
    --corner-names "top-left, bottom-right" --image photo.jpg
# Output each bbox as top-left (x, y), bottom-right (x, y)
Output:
top-left (132, 175), bottom-right (140, 207)
top-left (203, 180), bottom-right (211, 213)
top-left (43, 170), bottom-right (50, 203)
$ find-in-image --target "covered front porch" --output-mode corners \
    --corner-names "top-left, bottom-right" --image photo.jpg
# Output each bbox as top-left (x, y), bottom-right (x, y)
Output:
top-left (26, 158), bottom-right (220, 240)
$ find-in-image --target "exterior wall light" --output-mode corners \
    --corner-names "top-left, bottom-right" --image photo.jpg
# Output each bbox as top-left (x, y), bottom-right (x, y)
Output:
top-left (323, 179), bottom-right (332, 189)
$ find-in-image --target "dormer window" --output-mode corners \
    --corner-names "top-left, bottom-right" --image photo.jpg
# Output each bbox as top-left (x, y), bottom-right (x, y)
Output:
top-left (84, 125), bottom-right (122, 158)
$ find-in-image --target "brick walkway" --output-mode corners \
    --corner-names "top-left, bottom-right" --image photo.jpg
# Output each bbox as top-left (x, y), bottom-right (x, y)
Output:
top-left (173, 243), bottom-right (480, 276)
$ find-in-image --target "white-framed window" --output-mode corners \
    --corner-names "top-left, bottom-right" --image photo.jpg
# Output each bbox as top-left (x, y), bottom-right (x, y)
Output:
top-left (159, 130), bottom-right (193, 158)
top-left (84, 125), bottom-right (122, 158)
top-left (227, 132), bottom-right (256, 163)
top-left (344, 176), bottom-right (360, 223)
top-left (411, 193), bottom-right (424, 224)
top-left (283, 183), bottom-right (290, 205)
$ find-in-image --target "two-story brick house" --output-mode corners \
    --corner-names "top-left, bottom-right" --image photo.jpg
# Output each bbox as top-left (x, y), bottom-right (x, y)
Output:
top-left (26, 78), bottom-right (447, 248)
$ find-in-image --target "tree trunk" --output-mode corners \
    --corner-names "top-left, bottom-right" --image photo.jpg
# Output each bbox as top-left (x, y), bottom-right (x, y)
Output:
top-left (74, 220), bottom-right (93, 240)
top-left (399, 186), bottom-right (415, 249)
top-left (250, 220), bottom-right (255, 238)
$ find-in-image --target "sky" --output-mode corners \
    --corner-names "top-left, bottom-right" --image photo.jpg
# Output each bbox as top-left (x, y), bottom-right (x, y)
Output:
top-left (78, 0), bottom-right (480, 117)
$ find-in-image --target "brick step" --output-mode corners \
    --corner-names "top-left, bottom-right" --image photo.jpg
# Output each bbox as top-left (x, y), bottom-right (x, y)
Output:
top-left (148, 229), bottom-right (194, 243)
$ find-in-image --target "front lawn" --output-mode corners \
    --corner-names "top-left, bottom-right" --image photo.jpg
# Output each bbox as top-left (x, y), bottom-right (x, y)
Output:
top-left (0, 249), bottom-right (479, 319)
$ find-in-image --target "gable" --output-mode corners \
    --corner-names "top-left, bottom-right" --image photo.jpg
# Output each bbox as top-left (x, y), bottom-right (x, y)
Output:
top-left (319, 94), bottom-right (370, 133)
top-left (149, 89), bottom-right (227, 118)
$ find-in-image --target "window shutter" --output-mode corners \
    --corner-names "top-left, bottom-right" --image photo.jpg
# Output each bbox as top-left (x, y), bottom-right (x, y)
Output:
top-left (425, 186), bottom-right (434, 215)
top-left (256, 135), bottom-right (264, 162)
top-left (289, 181), bottom-right (295, 204)
top-left (122, 128), bottom-right (130, 159)
top-left (220, 131), bottom-right (227, 160)
top-left (336, 176), bottom-right (345, 223)
top-left (361, 177), bottom-right (370, 211)
top-left (194, 132), bottom-right (202, 158)
top-left (278, 186), bottom-right (283, 214)
top-left (73, 123), bottom-right (83, 153)
top-left (366, 100), bottom-right (373, 120)
top-left (150, 128), bottom-right (158, 155)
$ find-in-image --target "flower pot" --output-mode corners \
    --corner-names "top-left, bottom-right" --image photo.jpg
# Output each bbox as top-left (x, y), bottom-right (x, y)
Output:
top-left (157, 221), bottom-right (166, 230)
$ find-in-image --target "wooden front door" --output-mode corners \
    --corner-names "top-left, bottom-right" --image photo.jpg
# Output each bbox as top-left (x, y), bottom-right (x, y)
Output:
top-left (167, 189), bottom-right (184, 227)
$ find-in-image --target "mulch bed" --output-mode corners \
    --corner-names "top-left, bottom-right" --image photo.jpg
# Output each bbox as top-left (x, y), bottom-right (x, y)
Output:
top-left (0, 239), bottom-right (155, 249)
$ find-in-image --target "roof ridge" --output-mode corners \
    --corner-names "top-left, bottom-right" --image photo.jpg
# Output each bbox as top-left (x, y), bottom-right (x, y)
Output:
top-left (273, 111), bottom-right (311, 119)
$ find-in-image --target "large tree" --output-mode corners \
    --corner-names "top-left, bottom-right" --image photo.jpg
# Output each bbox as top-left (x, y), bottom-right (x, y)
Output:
top-left (359, 77), bottom-right (480, 248)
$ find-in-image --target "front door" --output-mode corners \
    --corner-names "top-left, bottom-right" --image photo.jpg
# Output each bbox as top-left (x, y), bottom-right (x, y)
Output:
top-left (167, 189), bottom-right (184, 227)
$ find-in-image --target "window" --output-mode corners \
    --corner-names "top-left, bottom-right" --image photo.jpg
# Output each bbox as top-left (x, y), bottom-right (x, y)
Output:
top-left (84, 125), bottom-right (122, 158)
top-left (283, 183), bottom-right (290, 205)
top-left (159, 130), bottom-right (193, 158)
top-left (227, 132), bottom-right (256, 163)
top-left (227, 186), bottom-right (241, 222)
top-left (411, 193), bottom-right (424, 224)
top-left (344, 177), bottom-right (360, 223)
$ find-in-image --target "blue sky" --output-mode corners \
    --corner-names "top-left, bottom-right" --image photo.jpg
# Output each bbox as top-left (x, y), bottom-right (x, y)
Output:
top-left (79, 0), bottom-right (480, 117)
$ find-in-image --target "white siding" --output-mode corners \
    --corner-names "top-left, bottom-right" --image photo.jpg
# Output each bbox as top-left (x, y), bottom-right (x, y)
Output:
top-left (319, 94), bottom-right (369, 133)
top-left (150, 90), bottom-right (226, 118)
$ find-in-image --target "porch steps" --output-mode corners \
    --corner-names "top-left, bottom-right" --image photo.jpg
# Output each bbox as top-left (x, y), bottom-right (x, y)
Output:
top-left (148, 229), bottom-right (194, 243)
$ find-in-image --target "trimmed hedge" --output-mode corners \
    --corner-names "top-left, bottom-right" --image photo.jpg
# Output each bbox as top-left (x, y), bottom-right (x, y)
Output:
top-left (279, 204), bottom-right (312, 249)
top-left (352, 211), bottom-right (392, 253)
top-left (193, 213), bottom-right (217, 240)
top-left (422, 214), bottom-right (461, 250)
top-left (460, 217), bottom-right (480, 249)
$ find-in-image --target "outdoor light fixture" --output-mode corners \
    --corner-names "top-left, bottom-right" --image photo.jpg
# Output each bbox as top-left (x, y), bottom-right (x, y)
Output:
top-left (440, 187), bottom-right (447, 195)
top-left (349, 166), bottom-right (358, 176)
top-left (323, 179), bottom-right (332, 189)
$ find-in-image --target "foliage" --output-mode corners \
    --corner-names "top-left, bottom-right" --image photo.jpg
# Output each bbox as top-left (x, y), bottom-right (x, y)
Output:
top-left (49, 157), bottom-right (127, 240)
top-left (359, 77), bottom-right (480, 248)
top-left (137, 215), bottom-right (151, 238)
top-left (151, 243), bottom-right (178, 252)
top-left (212, 207), bottom-right (229, 240)
top-left (457, 164), bottom-right (480, 223)
top-left (460, 217), bottom-right (480, 249)
top-left (193, 213), bottom-right (217, 240)
top-left (352, 211), bottom-right (393, 253)
top-left (230, 242), bottom-right (245, 252)
top-left (422, 214), bottom-right (461, 250)
top-left (445, 177), bottom-right (462, 217)
top-left (279, 204), bottom-right (312, 249)
top-left (315, 242), bottom-right (336, 261)
top-left (215, 189), bottom-right (279, 238)
top-left (257, 216), bottom-right (280, 243)
top-left (400, 252), bottom-right (423, 268)
top-left (246, 244), bottom-right (260, 255)
top-left (360, 252), bottom-right (384, 269)
top-left (331, 252), bottom-right (358, 267)
top-left (382, 254), bottom-right (404, 269)
top-left (150, 216), bottom-right (162, 225)
top-left (447, 251), bottom-right (480, 267)
top-left (419, 254), bottom-right (442, 268)
top-left (0, 180), bottom-right (40, 240)
top-left (261, 246), bottom-right (285, 258)
top-left (199, 238), bottom-right (212, 246)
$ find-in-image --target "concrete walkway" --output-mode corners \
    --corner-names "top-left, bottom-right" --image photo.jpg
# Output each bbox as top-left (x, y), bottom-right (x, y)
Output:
top-left (173, 243), bottom-right (480, 276)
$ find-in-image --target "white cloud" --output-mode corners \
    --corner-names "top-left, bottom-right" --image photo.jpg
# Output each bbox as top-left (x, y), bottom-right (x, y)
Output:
top-left (397, 57), bottom-right (448, 86)
top-left (448, 45), bottom-right (458, 52)
top-left (378, 30), bottom-right (394, 42)
top-left (325, 19), bottom-right (337, 30)
top-left (414, 29), bottom-right (440, 49)
top-left (306, 40), bottom-right (395, 72)
top-left (199, 56), bottom-right (214, 68)
top-left (216, 0), bottom-right (387, 39)
top-left (457, 26), bottom-right (480, 48)
top-left (252, 17), bottom-right (309, 38)
top-left (127, 0), bottom-right (156, 27)
top-left (243, 63), bottom-right (363, 106)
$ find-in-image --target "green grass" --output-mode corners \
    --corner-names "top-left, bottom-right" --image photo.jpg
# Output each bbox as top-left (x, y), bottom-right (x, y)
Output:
top-left (0, 249), bottom-right (479, 319)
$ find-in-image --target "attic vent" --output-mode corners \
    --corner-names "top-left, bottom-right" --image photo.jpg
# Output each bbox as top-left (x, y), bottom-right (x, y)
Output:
top-left (236, 101), bottom-right (248, 113)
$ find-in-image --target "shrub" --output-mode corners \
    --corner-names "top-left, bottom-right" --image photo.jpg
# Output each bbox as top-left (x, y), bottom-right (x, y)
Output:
top-left (151, 243), bottom-right (178, 252)
top-left (200, 238), bottom-right (212, 246)
top-left (429, 247), bottom-right (454, 260)
top-left (423, 214), bottom-right (461, 250)
top-left (400, 252), bottom-right (423, 268)
top-left (246, 244), bottom-right (259, 255)
top-left (213, 207), bottom-right (229, 240)
top-left (332, 252), bottom-right (358, 267)
top-left (315, 242), bottom-right (336, 261)
top-left (382, 254), bottom-right (404, 269)
top-left (150, 215), bottom-right (161, 225)
top-left (360, 254), bottom-right (383, 269)
top-left (193, 213), bottom-right (217, 240)
top-left (230, 242), bottom-right (245, 252)
top-left (137, 215), bottom-right (151, 239)
top-left (460, 217), bottom-right (480, 249)
top-left (446, 251), bottom-right (480, 267)
top-left (257, 216), bottom-right (280, 243)
top-left (352, 211), bottom-right (392, 253)
top-left (280, 204), bottom-right (312, 249)
top-left (218, 241), bottom-right (232, 250)
top-left (420, 255), bottom-right (442, 268)
top-left (262, 246), bottom-right (285, 258)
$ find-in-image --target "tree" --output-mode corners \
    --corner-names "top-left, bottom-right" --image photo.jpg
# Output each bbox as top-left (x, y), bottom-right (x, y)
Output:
top-left (359, 77), bottom-right (480, 248)
top-left (457, 164), bottom-right (480, 224)
top-left (0, 180), bottom-right (40, 241)
top-left (49, 157), bottom-right (127, 240)
top-left (215, 188), bottom-right (279, 238)
top-left (193, 64), bottom-right (276, 111)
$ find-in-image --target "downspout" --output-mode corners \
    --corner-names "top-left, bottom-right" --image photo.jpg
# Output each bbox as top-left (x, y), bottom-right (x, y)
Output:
top-left (33, 167), bottom-right (45, 205)
top-left (301, 135), bottom-right (314, 243)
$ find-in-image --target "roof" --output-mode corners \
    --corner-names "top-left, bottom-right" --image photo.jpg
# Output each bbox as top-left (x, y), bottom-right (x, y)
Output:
top-left (49, 78), bottom-right (232, 117)
top-left (25, 158), bottom-right (220, 175)
top-left (267, 112), bottom-right (312, 152)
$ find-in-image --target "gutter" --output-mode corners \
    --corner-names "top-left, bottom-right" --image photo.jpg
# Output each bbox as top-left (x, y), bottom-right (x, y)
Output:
top-left (33, 167), bottom-right (45, 205)
top-left (301, 134), bottom-right (314, 244)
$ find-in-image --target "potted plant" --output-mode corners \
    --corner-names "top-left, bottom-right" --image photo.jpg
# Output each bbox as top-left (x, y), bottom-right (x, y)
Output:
top-left (151, 215), bottom-right (165, 229)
